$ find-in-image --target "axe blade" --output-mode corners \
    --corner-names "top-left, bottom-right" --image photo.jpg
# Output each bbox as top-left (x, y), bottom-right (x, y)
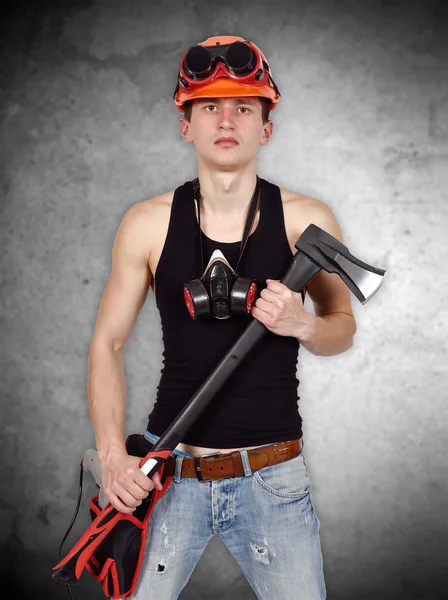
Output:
top-left (294, 224), bottom-right (386, 304)
top-left (333, 252), bottom-right (385, 304)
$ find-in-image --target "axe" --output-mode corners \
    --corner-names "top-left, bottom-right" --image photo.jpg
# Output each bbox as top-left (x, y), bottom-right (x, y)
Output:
top-left (139, 223), bottom-right (386, 473)
top-left (52, 223), bottom-right (386, 591)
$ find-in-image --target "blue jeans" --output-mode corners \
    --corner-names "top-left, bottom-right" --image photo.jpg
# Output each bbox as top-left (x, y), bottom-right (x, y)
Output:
top-left (127, 431), bottom-right (326, 600)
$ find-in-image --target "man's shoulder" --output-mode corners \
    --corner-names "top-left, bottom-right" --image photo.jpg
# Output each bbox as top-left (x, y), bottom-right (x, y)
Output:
top-left (134, 189), bottom-right (175, 215)
top-left (123, 189), bottom-right (176, 231)
top-left (279, 187), bottom-right (337, 239)
top-left (279, 187), bottom-right (330, 213)
top-left (116, 190), bottom-right (175, 257)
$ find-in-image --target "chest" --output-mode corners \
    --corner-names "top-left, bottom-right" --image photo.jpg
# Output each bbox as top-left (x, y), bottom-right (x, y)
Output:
top-left (148, 190), bottom-right (303, 295)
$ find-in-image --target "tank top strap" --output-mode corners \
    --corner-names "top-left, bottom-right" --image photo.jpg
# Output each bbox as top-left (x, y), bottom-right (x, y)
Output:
top-left (257, 178), bottom-right (304, 299)
top-left (170, 180), bottom-right (198, 234)
top-left (259, 178), bottom-right (286, 236)
top-left (257, 177), bottom-right (291, 257)
top-left (161, 180), bottom-right (200, 268)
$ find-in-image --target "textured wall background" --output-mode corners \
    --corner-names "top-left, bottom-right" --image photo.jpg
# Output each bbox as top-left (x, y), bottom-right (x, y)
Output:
top-left (1, 0), bottom-right (447, 598)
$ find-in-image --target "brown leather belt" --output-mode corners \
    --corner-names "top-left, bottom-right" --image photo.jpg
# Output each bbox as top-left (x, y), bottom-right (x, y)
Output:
top-left (163, 439), bottom-right (302, 481)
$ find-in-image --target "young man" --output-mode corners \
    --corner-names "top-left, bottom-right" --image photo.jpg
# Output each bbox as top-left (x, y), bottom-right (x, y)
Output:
top-left (88, 36), bottom-right (356, 599)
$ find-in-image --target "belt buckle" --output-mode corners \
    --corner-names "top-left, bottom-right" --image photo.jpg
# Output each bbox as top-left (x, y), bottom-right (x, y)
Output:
top-left (194, 452), bottom-right (221, 481)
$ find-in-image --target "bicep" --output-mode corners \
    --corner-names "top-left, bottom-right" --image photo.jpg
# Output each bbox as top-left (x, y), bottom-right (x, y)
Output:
top-left (302, 202), bottom-right (354, 319)
top-left (91, 205), bottom-right (152, 351)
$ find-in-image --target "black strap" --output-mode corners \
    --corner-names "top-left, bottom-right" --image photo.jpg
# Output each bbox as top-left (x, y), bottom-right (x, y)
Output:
top-left (192, 176), bottom-right (261, 274)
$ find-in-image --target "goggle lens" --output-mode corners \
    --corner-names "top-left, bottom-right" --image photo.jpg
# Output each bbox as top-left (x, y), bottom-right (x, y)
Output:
top-left (226, 41), bottom-right (256, 74)
top-left (184, 45), bottom-right (213, 77)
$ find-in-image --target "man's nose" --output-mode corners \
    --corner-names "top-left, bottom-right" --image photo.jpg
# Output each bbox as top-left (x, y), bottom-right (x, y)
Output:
top-left (217, 107), bottom-right (235, 128)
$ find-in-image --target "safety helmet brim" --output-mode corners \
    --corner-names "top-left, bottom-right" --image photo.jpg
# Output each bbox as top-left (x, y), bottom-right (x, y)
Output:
top-left (175, 77), bottom-right (279, 113)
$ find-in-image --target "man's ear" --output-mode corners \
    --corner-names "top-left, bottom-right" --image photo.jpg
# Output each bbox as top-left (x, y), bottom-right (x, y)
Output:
top-left (259, 120), bottom-right (274, 146)
top-left (179, 117), bottom-right (193, 143)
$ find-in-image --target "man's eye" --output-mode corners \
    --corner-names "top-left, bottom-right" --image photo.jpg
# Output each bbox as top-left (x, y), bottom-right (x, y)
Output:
top-left (205, 105), bottom-right (217, 111)
top-left (238, 107), bottom-right (250, 114)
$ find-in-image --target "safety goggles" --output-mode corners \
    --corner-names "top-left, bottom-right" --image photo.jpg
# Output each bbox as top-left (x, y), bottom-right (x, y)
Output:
top-left (175, 40), bottom-right (280, 96)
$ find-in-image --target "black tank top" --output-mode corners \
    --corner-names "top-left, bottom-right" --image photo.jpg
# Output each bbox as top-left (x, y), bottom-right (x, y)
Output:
top-left (146, 177), bottom-right (303, 447)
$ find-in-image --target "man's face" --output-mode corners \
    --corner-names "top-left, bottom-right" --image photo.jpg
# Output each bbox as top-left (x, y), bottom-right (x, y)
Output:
top-left (179, 97), bottom-right (273, 170)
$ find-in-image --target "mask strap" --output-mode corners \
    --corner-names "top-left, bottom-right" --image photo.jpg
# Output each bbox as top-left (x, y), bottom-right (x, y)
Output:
top-left (191, 176), bottom-right (260, 274)
top-left (192, 178), bottom-right (204, 275)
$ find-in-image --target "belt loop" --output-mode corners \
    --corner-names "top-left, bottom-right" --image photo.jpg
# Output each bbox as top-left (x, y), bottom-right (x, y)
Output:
top-left (239, 449), bottom-right (252, 476)
top-left (174, 455), bottom-right (184, 482)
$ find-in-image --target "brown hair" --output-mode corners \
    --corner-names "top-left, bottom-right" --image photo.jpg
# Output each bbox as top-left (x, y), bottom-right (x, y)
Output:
top-left (182, 97), bottom-right (271, 124)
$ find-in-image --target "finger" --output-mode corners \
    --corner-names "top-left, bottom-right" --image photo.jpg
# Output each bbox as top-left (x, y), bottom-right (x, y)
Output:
top-left (260, 287), bottom-right (277, 300)
top-left (111, 481), bottom-right (144, 507)
top-left (266, 279), bottom-right (290, 294)
top-left (105, 490), bottom-right (136, 514)
top-left (251, 306), bottom-right (275, 329)
top-left (255, 297), bottom-right (277, 315)
top-left (266, 278), bottom-right (281, 287)
top-left (127, 465), bottom-right (154, 493)
top-left (134, 467), bottom-right (163, 493)
top-left (260, 288), bottom-right (285, 307)
top-left (128, 478), bottom-right (155, 500)
top-left (151, 471), bottom-right (164, 491)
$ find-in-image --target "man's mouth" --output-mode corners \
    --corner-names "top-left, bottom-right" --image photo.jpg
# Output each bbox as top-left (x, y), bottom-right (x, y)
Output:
top-left (215, 137), bottom-right (238, 147)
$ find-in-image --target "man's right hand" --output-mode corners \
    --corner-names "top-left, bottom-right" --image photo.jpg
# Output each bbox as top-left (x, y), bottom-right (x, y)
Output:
top-left (100, 449), bottom-right (164, 514)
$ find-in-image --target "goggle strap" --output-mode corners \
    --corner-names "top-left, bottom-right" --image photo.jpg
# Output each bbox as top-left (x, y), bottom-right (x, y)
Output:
top-left (268, 73), bottom-right (281, 97)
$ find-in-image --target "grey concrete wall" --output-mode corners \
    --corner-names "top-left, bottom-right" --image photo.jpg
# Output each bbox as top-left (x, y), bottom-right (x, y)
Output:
top-left (1, 0), bottom-right (447, 598)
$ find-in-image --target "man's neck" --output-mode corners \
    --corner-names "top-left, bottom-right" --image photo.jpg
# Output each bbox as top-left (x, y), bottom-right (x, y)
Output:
top-left (196, 166), bottom-right (258, 218)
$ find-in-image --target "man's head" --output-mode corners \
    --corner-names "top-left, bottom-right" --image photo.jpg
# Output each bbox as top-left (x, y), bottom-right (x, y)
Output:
top-left (174, 36), bottom-right (279, 170)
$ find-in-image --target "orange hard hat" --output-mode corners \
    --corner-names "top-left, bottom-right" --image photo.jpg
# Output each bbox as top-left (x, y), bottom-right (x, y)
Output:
top-left (173, 35), bottom-right (281, 114)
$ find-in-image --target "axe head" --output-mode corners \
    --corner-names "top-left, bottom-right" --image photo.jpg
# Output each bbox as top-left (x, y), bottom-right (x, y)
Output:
top-left (295, 224), bottom-right (386, 304)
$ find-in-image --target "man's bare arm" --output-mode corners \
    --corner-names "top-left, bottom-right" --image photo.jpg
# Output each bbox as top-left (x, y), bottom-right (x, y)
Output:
top-left (251, 195), bottom-right (356, 356)
top-left (88, 203), bottom-right (152, 458)
top-left (297, 200), bottom-right (357, 356)
top-left (86, 202), bottom-right (166, 513)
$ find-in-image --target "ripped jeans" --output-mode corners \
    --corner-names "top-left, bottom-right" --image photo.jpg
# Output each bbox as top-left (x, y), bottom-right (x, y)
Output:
top-left (126, 431), bottom-right (326, 600)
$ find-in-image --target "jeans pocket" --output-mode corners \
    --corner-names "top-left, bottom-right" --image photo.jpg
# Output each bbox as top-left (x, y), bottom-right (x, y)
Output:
top-left (253, 452), bottom-right (311, 498)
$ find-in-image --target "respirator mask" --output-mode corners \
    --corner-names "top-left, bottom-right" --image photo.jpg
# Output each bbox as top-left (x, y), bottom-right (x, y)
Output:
top-left (184, 177), bottom-right (260, 320)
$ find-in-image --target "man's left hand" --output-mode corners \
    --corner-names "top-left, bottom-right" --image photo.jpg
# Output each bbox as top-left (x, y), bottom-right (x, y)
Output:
top-left (251, 279), bottom-right (315, 340)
